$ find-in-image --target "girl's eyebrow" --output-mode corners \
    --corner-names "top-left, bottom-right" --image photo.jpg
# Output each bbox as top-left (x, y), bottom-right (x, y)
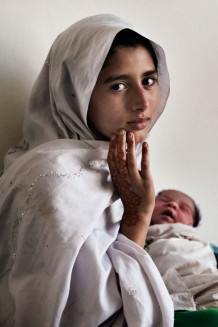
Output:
top-left (104, 74), bottom-right (130, 84)
top-left (103, 69), bottom-right (158, 84)
top-left (142, 69), bottom-right (158, 77)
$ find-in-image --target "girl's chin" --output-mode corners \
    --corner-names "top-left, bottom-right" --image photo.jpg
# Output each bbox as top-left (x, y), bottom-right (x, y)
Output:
top-left (133, 131), bottom-right (148, 144)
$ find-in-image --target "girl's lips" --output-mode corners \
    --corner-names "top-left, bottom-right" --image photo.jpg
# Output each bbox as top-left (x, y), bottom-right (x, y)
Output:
top-left (127, 118), bottom-right (150, 130)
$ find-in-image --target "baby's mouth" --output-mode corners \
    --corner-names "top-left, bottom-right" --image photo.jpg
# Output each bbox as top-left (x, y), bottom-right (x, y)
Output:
top-left (161, 209), bottom-right (175, 221)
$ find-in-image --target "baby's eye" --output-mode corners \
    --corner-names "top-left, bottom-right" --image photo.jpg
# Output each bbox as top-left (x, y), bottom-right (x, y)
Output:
top-left (142, 77), bottom-right (157, 87)
top-left (111, 83), bottom-right (126, 92)
top-left (180, 206), bottom-right (191, 214)
top-left (157, 197), bottom-right (169, 203)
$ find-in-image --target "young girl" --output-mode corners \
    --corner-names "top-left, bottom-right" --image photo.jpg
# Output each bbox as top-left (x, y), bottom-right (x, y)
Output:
top-left (0, 14), bottom-right (173, 326)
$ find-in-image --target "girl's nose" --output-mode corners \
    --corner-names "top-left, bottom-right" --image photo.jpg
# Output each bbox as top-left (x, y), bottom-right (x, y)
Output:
top-left (130, 86), bottom-right (149, 112)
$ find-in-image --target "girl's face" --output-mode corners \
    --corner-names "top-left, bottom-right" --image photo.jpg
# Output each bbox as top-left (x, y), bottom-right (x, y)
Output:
top-left (88, 45), bottom-right (160, 144)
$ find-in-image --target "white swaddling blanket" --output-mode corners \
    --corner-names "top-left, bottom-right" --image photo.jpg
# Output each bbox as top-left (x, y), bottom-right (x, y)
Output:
top-left (147, 223), bottom-right (218, 310)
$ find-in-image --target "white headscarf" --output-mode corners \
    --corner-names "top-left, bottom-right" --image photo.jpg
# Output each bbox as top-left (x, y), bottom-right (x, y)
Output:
top-left (3, 13), bottom-right (170, 171)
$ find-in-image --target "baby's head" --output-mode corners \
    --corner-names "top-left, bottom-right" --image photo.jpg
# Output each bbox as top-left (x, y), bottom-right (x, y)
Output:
top-left (150, 189), bottom-right (201, 227)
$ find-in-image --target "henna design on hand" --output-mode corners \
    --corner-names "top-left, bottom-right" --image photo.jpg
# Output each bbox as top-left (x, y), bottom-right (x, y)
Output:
top-left (108, 130), bottom-right (154, 228)
top-left (110, 157), bottom-right (142, 226)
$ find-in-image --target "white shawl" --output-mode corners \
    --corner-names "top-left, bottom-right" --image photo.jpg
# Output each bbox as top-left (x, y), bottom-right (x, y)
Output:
top-left (0, 14), bottom-right (173, 326)
top-left (147, 223), bottom-right (218, 311)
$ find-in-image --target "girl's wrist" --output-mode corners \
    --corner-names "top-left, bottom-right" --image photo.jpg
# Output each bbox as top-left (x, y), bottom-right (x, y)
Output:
top-left (120, 213), bottom-right (151, 247)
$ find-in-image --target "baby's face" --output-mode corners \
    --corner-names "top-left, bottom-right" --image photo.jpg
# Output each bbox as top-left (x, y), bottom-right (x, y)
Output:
top-left (151, 190), bottom-right (195, 226)
top-left (88, 45), bottom-right (160, 144)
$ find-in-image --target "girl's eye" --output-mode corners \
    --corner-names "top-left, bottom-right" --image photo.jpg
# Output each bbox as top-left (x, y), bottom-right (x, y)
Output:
top-left (143, 77), bottom-right (157, 86)
top-left (111, 83), bottom-right (126, 92)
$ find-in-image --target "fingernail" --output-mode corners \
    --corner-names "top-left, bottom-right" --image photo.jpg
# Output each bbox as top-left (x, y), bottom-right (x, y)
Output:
top-left (127, 132), bottom-right (133, 140)
top-left (111, 134), bottom-right (116, 140)
top-left (118, 129), bottom-right (125, 136)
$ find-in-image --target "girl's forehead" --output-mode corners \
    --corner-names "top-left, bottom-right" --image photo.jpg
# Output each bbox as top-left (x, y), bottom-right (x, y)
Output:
top-left (100, 46), bottom-right (156, 78)
top-left (105, 45), bottom-right (154, 65)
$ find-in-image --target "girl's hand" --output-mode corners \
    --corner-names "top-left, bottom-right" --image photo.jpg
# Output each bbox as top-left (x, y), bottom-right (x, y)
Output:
top-left (107, 129), bottom-right (155, 247)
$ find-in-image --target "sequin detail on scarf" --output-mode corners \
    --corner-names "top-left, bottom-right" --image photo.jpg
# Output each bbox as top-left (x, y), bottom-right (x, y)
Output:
top-left (1, 160), bottom-right (107, 280)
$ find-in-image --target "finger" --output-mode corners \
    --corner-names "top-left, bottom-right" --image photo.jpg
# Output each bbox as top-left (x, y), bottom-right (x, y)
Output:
top-left (126, 132), bottom-right (140, 178)
top-left (140, 142), bottom-right (150, 179)
top-left (107, 133), bottom-right (118, 180)
top-left (116, 129), bottom-right (127, 176)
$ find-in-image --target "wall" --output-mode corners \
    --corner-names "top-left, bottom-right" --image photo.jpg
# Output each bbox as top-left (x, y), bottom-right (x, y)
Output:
top-left (1, 0), bottom-right (217, 243)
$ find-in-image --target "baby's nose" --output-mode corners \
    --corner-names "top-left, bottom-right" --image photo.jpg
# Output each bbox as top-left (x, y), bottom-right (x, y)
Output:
top-left (168, 201), bottom-right (178, 209)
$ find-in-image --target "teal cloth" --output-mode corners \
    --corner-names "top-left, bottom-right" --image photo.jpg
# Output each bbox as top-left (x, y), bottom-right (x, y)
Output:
top-left (174, 244), bottom-right (218, 326)
top-left (211, 243), bottom-right (218, 268)
top-left (174, 309), bottom-right (218, 327)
